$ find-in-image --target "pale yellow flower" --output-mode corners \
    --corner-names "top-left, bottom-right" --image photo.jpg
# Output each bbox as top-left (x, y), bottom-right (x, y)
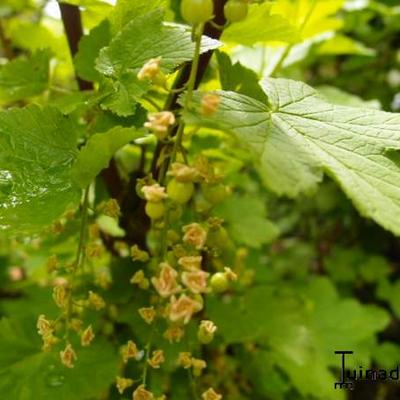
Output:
top-left (169, 294), bottom-right (202, 324)
top-left (133, 384), bottom-right (154, 400)
top-left (53, 284), bottom-right (69, 308)
top-left (144, 111), bottom-right (175, 140)
top-left (81, 325), bottom-right (95, 346)
top-left (116, 376), bottom-right (134, 395)
top-left (168, 162), bottom-right (200, 182)
top-left (147, 349), bottom-right (165, 369)
top-left (137, 57), bottom-right (161, 81)
top-left (201, 93), bottom-right (221, 116)
top-left (122, 340), bottom-right (140, 363)
top-left (88, 291), bottom-right (106, 310)
top-left (202, 388), bottom-right (222, 400)
top-left (182, 223), bottom-right (207, 249)
top-left (60, 344), bottom-right (77, 368)
top-left (192, 358), bottom-right (207, 377)
top-left (139, 306), bottom-right (156, 324)
top-left (163, 325), bottom-right (185, 343)
top-left (151, 263), bottom-right (181, 298)
top-left (178, 352), bottom-right (192, 369)
top-left (142, 184), bottom-right (167, 203)
top-left (37, 314), bottom-right (53, 337)
top-left (181, 270), bottom-right (209, 294)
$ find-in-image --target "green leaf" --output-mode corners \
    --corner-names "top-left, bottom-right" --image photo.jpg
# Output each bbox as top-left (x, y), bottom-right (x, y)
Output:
top-left (317, 85), bottom-right (381, 109)
top-left (0, 317), bottom-right (118, 400)
top-left (0, 105), bottom-right (80, 233)
top-left (317, 34), bottom-right (376, 56)
top-left (214, 196), bottom-right (279, 248)
top-left (222, 3), bottom-right (300, 46)
top-left (99, 74), bottom-right (150, 117)
top-left (109, 0), bottom-right (167, 32)
top-left (184, 78), bottom-right (400, 236)
top-left (216, 51), bottom-right (268, 103)
top-left (74, 19), bottom-right (111, 82)
top-left (97, 10), bottom-right (220, 76)
top-left (96, 9), bottom-right (220, 115)
top-left (0, 50), bottom-right (50, 102)
top-left (71, 126), bottom-right (144, 188)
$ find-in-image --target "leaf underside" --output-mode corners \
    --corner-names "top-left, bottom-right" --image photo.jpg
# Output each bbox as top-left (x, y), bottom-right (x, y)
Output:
top-left (184, 78), bottom-right (400, 236)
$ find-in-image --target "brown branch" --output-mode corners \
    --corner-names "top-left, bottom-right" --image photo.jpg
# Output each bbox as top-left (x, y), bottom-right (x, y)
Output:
top-left (150, 0), bottom-right (227, 177)
top-left (0, 19), bottom-right (14, 59)
top-left (58, 2), bottom-right (93, 91)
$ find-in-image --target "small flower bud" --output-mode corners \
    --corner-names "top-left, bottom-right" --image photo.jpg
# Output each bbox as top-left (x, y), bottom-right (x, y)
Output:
top-left (224, 267), bottom-right (238, 282)
top-left (131, 245), bottom-right (150, 262)
top-left (133, 384), bottom-right (154, 400)
top-left (202, 388), bottom-right (222, 400)
top-left (60, 344), bottom-right (77, 368)
top-left (147, 349), bottom-right (165, 369)
top-left (88, 291), bottom-right (106, 310)
top-left (144, 111), bottom-right (175, 140)
top-left (46, 255), bottom-right (59, 273)
top-left (163, 325), bottom-right (185, 343)
top-left (130, 270), bottom-right (150, 289)
top-left (69, 318), bottom-right (83, 332)
top-left (42, 333), bottom-right (59, 352)
top-left (116, 376), bottom-right (134, 395)
top-left (198, 320), bottom-right (217, 344)
top-left (37, 314), bottom-right (53, 337)
top-left (201, 93), bottom-right (221, 116)
top-left (192, 358), bottom-right (207, 377)
top-left (81, 325), bottom-right (95, 346)
top-left (138, 306), bottom-right (156, 324)
top-left (122, 340), bottom-right (140, 363)
top-left (97, 198), bottom-right (120, 218)
top-left (86, 242), bottom-right (104, 259)
top-left (52, 284), bottom-right (69, 309)
top-left (178, 352), bottom-right (192, 369)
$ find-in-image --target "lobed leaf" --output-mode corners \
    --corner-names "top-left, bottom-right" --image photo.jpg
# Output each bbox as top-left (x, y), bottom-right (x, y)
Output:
top-left (95, 9), bottom-right (220, 115)
top-left (0, 105), bottom-right (80, 233)
top-left (184, 78), bottom-right (400, 236)
top-left (0, 50), bottom-right (50, 102)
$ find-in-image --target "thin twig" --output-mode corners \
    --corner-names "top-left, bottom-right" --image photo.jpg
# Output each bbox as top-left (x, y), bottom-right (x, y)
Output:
top-left (58, 3), bottom-right (93, 91)
top-left (0, 19), bottom-right (14, 59)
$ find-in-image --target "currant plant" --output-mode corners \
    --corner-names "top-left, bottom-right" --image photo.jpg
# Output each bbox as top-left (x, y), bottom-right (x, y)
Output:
top-left (1, 0), bottom-right (400, 399)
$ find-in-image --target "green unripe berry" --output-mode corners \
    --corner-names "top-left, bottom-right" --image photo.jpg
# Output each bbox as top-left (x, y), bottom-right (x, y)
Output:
top-left (202, 183), bottom-right (229, 204)
top-left (197, 321), bottom-right (216, 344)
top-left (210, 272), bottom-right (229, 293)
top-left (145, 201), bottom-right (165, 220)
top-left (224, 0), bottom-right (248, 23)
top-left (167, 179), bottom-right (194, 204)
top-left (181, 0), bottom-right (214, 25)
